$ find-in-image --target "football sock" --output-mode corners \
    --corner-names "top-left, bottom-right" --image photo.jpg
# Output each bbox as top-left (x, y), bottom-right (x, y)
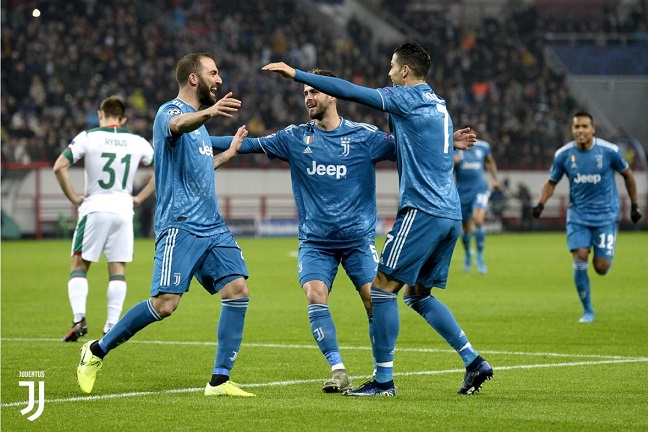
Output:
top-left (98, 299), bottom-right (162, 354)
top-left (105, 275), bottom-right (126, 332)
top-left (68, 270), bottom-right (88, 323)
top-left (462, 231), bottom-right (472, 255)
top-left (574, 259), bottom-right (592, 312)
top-left (371, 287), bottom-right (399, 383)
top-left (213, 297), bottom-right (249, 376)
top-left (474, 226), bottom-right (486, 255)
top-left (307, 304), bottom-right (343, 367)
top-left (209, 374), bottom-right (229, 387)
top-left (404, 294), bottom-right (478, 367)
top-left (367, 311), bottom-right (377, 374)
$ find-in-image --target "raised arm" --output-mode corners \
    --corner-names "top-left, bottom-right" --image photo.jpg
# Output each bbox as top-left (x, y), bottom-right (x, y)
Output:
top-left (170, 92), bottom-right (241, 135)
top-left (213, 125), bottom-right (248, 170)
top-left (262, 62), bottom-right (384, 111)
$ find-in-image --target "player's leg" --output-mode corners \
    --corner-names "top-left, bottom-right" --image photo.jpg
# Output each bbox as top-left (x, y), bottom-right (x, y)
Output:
top-left (76, 228), bottom-right (204, 393)
top-left (299, 246), bottom-right (351, 392)
top-left (64, 213), bottom-right (106, 341)
top-left (461, 199), bottom-right (474, 272)
top-left (473, 192), bottom-right (490, 274)
top-left (567, 223), bottom-right (595, 322)
top-left (103, 213), bottom-right (134, 334)
top-left (591, 223), bottom-right (617, 276)
top-left (403, 216), bottom-right (492, 394)
top-left (199, 232), bottom-right (254, 397)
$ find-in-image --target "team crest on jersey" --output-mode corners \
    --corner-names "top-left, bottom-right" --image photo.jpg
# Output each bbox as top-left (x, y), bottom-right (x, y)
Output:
top-left (475, 149), bottom-right (483, 159)
top-left (341, 137), bottom-right (351, 156)
top-left (595, 154), bottom-right (603, 169)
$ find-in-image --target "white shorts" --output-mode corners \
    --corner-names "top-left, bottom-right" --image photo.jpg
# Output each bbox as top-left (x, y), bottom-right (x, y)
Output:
top-left (71, 212), bottom-right (134, 263)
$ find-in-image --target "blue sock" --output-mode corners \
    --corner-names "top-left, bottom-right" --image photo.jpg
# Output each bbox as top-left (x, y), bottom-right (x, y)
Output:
top-left (474, 226), bottom-right (485, 257)
top-left (462, 231), bottom-right (472, 255)
top-left (99, 299), bottom-right (162, 353)
top-left (213, 297), bottom-right (249, 376)
top-left (403, 294), bottom-right (478, 367)
top-left (367, 311), bottom-right (377, 374)
top-left (307, 304), bottom-right (342, 367)
top-left (574, 260), bottom-right (593, 313)
top-left (371, 287), bottom-right (399, 383)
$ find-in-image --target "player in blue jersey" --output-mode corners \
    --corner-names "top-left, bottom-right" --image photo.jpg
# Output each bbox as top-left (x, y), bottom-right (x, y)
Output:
top-left (454, 139), bottom-right (500, 274)
top-left (533, 112), bottom-right (641, 323)
top-left (211, 69), bottom-right (397, 393)
top-left (263, 42), bottom-right (493, 396)
top-left (76, 53), bottom-right (256, 397)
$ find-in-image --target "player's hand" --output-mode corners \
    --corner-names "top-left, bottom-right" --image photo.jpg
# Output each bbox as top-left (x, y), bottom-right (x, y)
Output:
top-left (209, 92), bottom-right (241, 118)
top-left (631, 203), bottom-right (642, 224)
top-left (229, 125), bottom-right (248, 153)
top-left (532, 203), bottom-right (544, 218)
top-left (261, 62), bottom-right (297, 79)
top-left (453, 127), bottom-right (476, 150)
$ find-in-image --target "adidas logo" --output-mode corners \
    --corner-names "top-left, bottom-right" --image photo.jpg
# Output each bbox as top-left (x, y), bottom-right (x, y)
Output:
top-left (303, 147), bottom-right (312, 154)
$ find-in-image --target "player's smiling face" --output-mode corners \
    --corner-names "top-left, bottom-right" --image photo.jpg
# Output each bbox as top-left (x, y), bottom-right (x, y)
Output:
top-left (572, 115), bottom-right (595, 149)
top-left (389, 54), bottom-right (405, 86)
top-left (197, 58), bottom-right (222, 106)
top-left (303, 85), bottom-right (331, 120)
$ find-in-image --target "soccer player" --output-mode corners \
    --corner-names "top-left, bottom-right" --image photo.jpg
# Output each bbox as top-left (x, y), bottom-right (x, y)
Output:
top-left (263, 42), bottom-right (493, 396)
top-left (76, 53), bottom-right (256, 397)
top-left (532, 112), bottom-right (641, 323)
top-left (53, 96), bottom-right (155, 341)
top-left (454, 138), bottom-right (500, 274)
top-left (212, 69), bottom-right (397, 393)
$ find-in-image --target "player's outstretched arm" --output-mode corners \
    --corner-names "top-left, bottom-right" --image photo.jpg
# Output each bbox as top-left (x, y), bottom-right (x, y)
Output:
top-left (453, 127), bottom-right (476, 150)
top-left (214, 125), bottom-right (248, 170)
top-left (261, 62), bottom-right (296, 79)
top-left (170, 92), bottom-right (242, 135)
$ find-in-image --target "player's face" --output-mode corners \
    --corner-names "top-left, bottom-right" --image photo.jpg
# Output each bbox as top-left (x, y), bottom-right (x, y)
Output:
top-left (388, 54), bottom-right (405, 86)
top-left (303, 85), bottom-right (331, 120)
top-left (197, 58), bottom-right (222, 106)
top-left (571, 115), bottom-right (595, 148)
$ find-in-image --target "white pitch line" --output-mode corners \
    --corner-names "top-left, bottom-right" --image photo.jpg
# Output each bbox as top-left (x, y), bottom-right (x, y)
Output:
top-left (0, 337), bottom-right (640, 360)
top-left (2, 357), bottom-right (647, 408)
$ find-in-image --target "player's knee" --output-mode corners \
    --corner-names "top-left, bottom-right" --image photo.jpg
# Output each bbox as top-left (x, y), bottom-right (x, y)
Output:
top-left (593, 262), bottom-right (610, 275)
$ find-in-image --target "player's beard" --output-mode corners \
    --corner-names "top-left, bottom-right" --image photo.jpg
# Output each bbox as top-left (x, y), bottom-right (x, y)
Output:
top-left (308, 102), bottom-right (327, 121)
top-left (197, 76), bottom-right (216, 107)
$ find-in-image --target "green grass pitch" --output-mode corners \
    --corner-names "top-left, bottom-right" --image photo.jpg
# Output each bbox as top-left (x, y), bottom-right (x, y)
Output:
top-left (2, 232), bottom-right (647, 431)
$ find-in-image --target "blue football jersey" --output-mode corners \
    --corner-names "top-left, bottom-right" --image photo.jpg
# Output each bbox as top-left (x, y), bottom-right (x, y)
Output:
top-left (152, 98), bottom-right (228, 238)
top-left (549, 137), bottom-right (629, 225)
top-left (454, 139), bottom-right (491, 199)
top-left (216, 119), bottom-right (396, 246)
top-left (376, 84), bottom-right (461, 220)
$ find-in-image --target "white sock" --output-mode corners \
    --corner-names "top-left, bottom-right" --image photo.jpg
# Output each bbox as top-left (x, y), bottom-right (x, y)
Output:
top-left (105, 278), bottom-right (127, 333)
top-left (68, 274), bottom-right (88, 323)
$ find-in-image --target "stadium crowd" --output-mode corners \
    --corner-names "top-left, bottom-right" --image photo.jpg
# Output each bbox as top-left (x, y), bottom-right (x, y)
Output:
top-left (1, 0), bottom-right (642, 169)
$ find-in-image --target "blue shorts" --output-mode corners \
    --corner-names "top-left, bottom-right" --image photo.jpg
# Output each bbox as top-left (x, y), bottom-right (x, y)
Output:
top-left (298, 240), bottom-right (379, 290)
top-left (378, 207), bottom-right (461, 289)
top-left (566, 222), bottom-right (617, 259)
top-left (151, 228), bottom-right (248, 296)
top-left (460, 191), bottom-right (490, 223)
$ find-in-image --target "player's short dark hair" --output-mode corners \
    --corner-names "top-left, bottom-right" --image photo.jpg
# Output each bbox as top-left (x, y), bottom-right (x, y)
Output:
top-left (393, 42), bottom-right (431, 79)
top-left (176, 53), bottom-right (213, 85)
top-left (573, 111), bottom-right (594, 123)
top-left (100, 97), bottom-right (126, 119)
top-left (308, 69), bottom-right (338, 78)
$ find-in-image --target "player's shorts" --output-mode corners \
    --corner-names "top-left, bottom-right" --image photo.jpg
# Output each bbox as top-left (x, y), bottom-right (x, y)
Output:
top-left (150, 227), bottom-right (248, 296)
top-left (460, 191), bottom-right (490, 223)
top-left (378, 207), bottom-right (461, 289)
top-left (298, 240), bottom-right (379, 290)
top-left (71, 212), bottom-right (133, 263)
top-left (566, 222), bottom-right (618, 259)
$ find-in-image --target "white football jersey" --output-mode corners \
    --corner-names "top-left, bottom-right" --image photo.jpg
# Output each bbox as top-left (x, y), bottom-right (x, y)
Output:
top-left (65, 126), bottom-right (154, 217)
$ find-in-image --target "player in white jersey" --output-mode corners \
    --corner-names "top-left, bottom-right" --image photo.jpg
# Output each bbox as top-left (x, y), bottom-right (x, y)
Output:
top-left (54, 97), bottom-right (155, 342)
top-left (454, 139), bottom-right (500, 274)
top-left (533, 112), bottom-right (641, 322)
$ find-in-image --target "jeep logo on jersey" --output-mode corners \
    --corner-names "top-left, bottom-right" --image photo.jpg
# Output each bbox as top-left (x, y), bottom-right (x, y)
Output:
top-left (573, 173), bottom-right (601, 184)
top-left (306, 160), bottom-right (347, 179)
top-left (198, 142), bottom-right (213, 157)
